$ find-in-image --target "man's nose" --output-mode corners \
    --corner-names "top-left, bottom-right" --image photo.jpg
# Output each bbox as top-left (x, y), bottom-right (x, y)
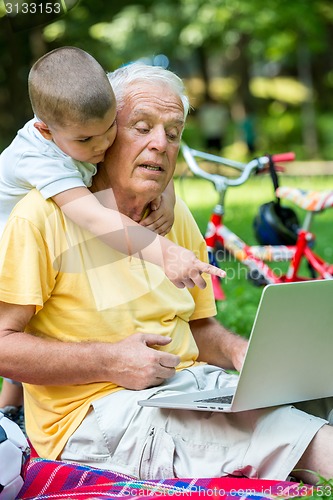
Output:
top-left (149, 127), bottom-right (168, 151)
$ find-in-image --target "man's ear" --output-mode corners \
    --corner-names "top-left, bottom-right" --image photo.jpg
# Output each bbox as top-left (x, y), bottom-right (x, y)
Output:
top-left (34, 121), bottom-right (53, 140)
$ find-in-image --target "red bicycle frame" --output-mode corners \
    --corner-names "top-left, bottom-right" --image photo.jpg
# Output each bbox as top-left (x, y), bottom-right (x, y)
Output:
top-left (181, 143), bottom-right (333, 300)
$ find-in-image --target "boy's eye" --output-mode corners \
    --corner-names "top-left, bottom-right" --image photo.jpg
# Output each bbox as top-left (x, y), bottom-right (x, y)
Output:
top-left (78, 137), bottom-right (92, 143)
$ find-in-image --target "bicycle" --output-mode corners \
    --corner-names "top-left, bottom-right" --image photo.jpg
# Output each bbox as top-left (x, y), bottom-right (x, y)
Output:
top-left (180, 142), bottom-right (333, 300)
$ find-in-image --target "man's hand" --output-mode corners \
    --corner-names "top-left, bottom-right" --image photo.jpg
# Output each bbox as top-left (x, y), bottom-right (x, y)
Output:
top-left (191, 317), bottom-right (248, 372)
top-left (230, 337), bottom-right (248, 372)
top-left (108, 333), bottom-right (180, 390)
top-left (0, 301), bottom-right (180, 388)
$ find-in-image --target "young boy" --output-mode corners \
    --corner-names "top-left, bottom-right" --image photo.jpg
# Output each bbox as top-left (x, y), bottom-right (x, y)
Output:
top-left (0, 46), bottom-right (174, 241)
top-left (0, 46), bottom-right (223, 281)
top-left (0, 47), bottom-right (225, 426)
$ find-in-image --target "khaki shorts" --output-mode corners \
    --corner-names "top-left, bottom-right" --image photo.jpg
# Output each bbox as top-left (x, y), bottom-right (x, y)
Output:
top-left (61, 365), bottom-right (328, 480)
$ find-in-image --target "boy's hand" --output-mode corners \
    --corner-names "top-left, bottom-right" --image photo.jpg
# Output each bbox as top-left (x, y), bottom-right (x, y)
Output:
top-left (140, 193), bottom-right (174, 236)
top-left (162, 241), bottom-right (226, 289)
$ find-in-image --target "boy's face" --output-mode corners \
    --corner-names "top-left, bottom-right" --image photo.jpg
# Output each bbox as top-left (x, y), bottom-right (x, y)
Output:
top-left (35, 103), bottom-right (117, 164)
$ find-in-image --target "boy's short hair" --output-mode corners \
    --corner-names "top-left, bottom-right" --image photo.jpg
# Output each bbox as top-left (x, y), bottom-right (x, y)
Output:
top-left (28, 46), bottom-right (115, 127)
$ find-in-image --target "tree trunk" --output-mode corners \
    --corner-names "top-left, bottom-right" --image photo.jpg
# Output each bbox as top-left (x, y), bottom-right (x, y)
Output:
top-left (297, 42), bottom-right (318, 158)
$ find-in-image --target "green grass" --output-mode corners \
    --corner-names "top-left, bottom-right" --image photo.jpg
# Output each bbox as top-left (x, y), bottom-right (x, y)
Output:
top-left (176, 173), bottom-right (333, 491)
top-left (175, 174), bottom-right (333, 338)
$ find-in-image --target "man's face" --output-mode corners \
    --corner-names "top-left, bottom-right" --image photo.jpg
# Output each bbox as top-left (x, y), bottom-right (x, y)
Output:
top-left (103, 81), bottom-right (185, 200)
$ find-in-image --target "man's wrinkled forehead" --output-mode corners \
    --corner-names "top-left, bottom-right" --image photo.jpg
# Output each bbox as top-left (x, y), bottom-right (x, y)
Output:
top-left (123, 82), bottom-right (185, 122)
top-left (131, 107), bottom-right (184, 127)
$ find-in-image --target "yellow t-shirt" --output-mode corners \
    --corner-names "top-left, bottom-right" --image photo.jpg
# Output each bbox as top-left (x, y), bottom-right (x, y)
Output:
top-left (0, 189), bottom-right (216, 459)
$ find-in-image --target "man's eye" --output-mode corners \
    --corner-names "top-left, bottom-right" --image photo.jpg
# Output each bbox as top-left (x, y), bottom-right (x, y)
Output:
top-left (167, 131), bottom-right (180, 141)
top-left (134, 120), bottom-right (150, 134)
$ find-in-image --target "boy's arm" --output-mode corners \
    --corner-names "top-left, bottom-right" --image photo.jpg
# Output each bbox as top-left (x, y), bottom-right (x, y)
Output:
top-left (140, 180), bottom-right (175, 236)
top-left (52, 186), bottom-right (225, 289)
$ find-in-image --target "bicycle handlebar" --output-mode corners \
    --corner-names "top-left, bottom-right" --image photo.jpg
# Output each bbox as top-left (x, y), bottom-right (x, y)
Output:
top-left (271, 152), bottom-right (296, 162)
top-left (180, 142), bottom-right (295, 192)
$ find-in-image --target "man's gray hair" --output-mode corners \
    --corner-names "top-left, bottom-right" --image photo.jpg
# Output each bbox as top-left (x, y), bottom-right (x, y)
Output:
top-left (107, 63), bottom-right (190, 119)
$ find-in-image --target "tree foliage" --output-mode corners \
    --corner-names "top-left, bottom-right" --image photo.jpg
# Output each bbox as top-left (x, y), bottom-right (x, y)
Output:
top-left (1, 0), bottom-right (333, 156)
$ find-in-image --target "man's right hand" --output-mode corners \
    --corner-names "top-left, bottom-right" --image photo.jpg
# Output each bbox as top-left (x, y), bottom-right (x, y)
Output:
top-left (107, 333), bottom-right (180, 390)
top-left (0, 302), bottom-right (179, 389)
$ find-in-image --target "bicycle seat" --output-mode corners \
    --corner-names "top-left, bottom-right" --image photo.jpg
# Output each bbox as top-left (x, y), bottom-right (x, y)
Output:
top-left (276, 187), bottom-right (333, 212)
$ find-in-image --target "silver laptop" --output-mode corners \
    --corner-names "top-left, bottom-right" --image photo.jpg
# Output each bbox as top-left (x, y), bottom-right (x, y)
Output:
top-left (138, 279), bottom-right (333, 413)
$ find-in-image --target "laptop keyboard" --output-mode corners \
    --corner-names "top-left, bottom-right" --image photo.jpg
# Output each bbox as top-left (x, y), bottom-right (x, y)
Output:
top-left (194, 395), bottom-right (233, 404)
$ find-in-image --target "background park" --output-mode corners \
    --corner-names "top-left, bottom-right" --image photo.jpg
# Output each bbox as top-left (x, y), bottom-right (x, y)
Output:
top-left (0, 0), bottom-right (333, 338)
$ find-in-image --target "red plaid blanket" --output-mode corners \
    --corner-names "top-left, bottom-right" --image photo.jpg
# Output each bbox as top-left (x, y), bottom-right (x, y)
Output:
top-left (17, 457), bottom-right (316, 500)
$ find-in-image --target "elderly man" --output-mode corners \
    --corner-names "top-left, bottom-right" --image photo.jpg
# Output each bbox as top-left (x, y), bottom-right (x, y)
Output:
top-left (0, 62), bottom-right (332, 483)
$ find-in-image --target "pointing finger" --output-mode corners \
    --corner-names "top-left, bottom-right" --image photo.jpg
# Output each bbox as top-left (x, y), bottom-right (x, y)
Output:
top-left (197, 262), bottom-right (226, 278)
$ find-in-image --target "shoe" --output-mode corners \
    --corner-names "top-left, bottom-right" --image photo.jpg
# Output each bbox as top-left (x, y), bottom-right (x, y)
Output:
top-left (0, 405), bottom-right (26, 435)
